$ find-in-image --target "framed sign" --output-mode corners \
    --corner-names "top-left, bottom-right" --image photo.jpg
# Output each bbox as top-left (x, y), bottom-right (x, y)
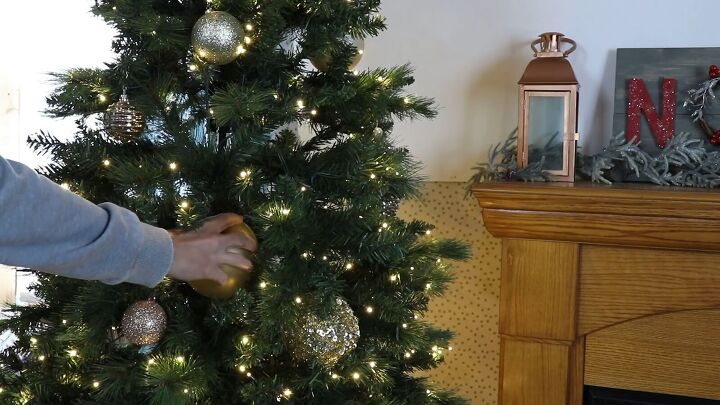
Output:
top-left (613, 47), bottom-right (720, 155)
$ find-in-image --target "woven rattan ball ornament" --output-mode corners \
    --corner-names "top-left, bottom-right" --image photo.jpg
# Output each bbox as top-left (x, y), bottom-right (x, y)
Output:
top-left (286, 297), bottom-right (360, 367)
top-left (121, 300), bottom-right (167, 346)
top-left (104, 93), bottom-right (145, 142)
top-left (191, 11), bottom-right (245, 65)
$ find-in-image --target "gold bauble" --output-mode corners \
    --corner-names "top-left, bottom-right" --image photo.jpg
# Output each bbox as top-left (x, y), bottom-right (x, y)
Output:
top-left (190, 222), bottom-right (257, 299)
top-left (191, 11), bottom-right (245, 65)
top-left (310, 37), bottom-right (365, 72)
top-left (121, 300), bottom-right (167, 346)
top-left (104, 94), bottom-right (145, 142)
top-left (286, 297), bottom-right (360, 367)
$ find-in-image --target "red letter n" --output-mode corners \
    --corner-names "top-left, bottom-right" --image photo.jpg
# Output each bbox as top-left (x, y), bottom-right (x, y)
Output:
top-left (626, 78), bottom-right (677, 148)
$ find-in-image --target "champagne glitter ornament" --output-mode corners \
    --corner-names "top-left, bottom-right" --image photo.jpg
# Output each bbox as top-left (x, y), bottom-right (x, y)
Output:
top-left (310, 37), bottom-right (364, 72)
top-left (191, 11), bottom-right (245, 65)
top-left (104, 92), bottom-right (145, 142)
top-left (121, 300), bottom-right (167, 345)
top-left (287, 297), bottom-right (360, 367)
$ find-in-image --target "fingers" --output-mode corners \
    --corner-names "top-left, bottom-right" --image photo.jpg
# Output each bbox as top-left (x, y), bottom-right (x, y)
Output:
top-left (218, 252), bottom-right (254, 271)
top-left (203, 266), bottom-right (230, 285)
top-left (197, 213), bottom-right (244, 234)
top-left (220, 233), bottom-right (258, 252)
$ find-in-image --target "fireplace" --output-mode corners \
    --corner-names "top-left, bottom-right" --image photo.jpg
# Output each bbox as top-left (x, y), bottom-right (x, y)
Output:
top-left (473, 182), bottom-right (720, 405)
top-left (585, 386), bottom-right (720, 405)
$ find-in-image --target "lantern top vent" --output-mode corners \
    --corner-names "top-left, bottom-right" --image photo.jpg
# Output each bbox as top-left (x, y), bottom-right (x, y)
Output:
top-left (519, 33), bottom-right (578, 86)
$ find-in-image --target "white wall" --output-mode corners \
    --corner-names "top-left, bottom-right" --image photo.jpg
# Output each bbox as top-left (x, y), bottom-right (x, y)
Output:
top-left (1, 0), bottom-right (717, 180)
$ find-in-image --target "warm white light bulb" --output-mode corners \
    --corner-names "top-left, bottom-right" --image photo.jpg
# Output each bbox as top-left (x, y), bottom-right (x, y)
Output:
top-left (60, 183), bottom-right (71, 190)
top-left (180, 201), bottom-right (190, 210)
top-left (295, 297), bottom-right (303, 304)
top-left (366, 306), bottom-right (374, 314)
top-left (241, 336), bottom-right (250, 345)
top-left (281, 208), bottom-right (291, 216)
top-left (259, 282), bottom-right (268, 289)
top-left (93, 381), bottom-right (100, 388)
top-left (402, 323), bottom-right (408, 329)
top-left (175, 356), bottom-right (185, 363)
top-left (169, 162), bottom-right (178, 171)
top-left (239, 365), bottom-right (247, 373)
top-left (382, 222), bottom-right (389, 229)
top-left (98, 94), bottom-right (107, 103)
top-left (369, 361), bottom-right (376, 368)
top-left (390, 274), bottom-right (398, 282)
top-left (369, 173), bottom-right (377, 179)
top-left (245, 23), bottom-right (254, 31)
top-left (352, 372), bottom-right (360, 380)
top-left (283, 388), bottom-right (293, 397)
top-left (345, 263), bottom-right (353, 270)
top-left (102, 159), bottom-right (111, 167)
top-left (68, 349), bottom-right (78, 357)
top-left (38, 355), bottom-right (46, 362)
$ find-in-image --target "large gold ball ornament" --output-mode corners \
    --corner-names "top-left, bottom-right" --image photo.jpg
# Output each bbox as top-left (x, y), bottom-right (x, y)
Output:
top-left (104, 94), bottom-right (145, 142)
top-left (191, 11), bottom-right (245, 65)
top-left (190, 222), bottom-right (257, 299)
top-left (310, 37), bottom-right (365, 72)
top-left (286, 297), bottom-right (360, 367)
top-left (121, 300), bottom-right (167, 346)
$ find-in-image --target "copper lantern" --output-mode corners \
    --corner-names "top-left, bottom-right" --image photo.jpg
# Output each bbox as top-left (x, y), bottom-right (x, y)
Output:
top-left (518, 32), bottom-right (579, 182)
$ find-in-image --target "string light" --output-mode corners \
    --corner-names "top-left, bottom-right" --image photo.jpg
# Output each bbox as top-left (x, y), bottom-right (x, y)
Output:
top-left (62, 319), bottom-right (68, 325)
top-left (183, 388), bottom-right (189, 394)
top-left (404, 352), bottom-right (412, 359)
top-left (98, 94), bottom-right (107, 103)
top-left (302, 252), bottom-right (309, 259)
top-left (245, 23), bottom-right (254, 31)
top-left (322, 256), bottom-right (328, 261)
top-left (389, 274), bottom-right (398, 282)
top-left (382, 222), bottom-right (389, 229)
top-left (425, 230), bottom-right (432, 236)
top-left (345, 263), bottom-right (354, 270)
top-left (352, 372), bottom-right (361, 380)
top-left (281, 208), bottom-right (291, 216)
top-left (239, 170), bottom-right (250, 179)
top-left (294, 296), bottom-right (303, 304)
top-left (239, 365), bottom-right (247, 373)
top-left (259, 281), bottom-right (268, 289)
top-left (92, 382), bottom-right (100, 388)
top-left (402, 323), bottom-right (408, 329)
top-left (241, 336), bottom-right (250, 345)
top-left (38, 355), bottom-right (46, 362)
top-left (296, 99), bottom-right (305, 109)
top-left (369, 361), bottom-right (377, 368)
top-left (179, 201), bottom-right (190, 210)
top-left (310, 109), bottom-right (318, 116)
top-left (30, 337), bottom-right (37, 344)
top-left (237, 45), bottom-right (247, 55)
top-left (369, 173), bottom-right (377, 179)
top-left (300, 186), bottom-right (307, 192)
top-left (282, 388), bottom-right (293, 398)
top-left (148, 359), bottom-right (156, 365)
top-left (426, 283), bottom-right (432, 290)
top-left (68, 349), bottom-right (78, 358)
top-left (175, 356), bottom-right (185, 363)
top-left (244, 36), bottom-right (253, 45)
top-left (102, 159), bottom-right (111, 167)
top-left (403, 97), bottom-right (411, 104)
top-left (365, 306), bottom-right (374, 314)
top-left (189, 64), bottom-right (198, 72)
top-left (60, 183), bottom-right (71, 190)
top-left (169, 162), bottom-right (178, 171)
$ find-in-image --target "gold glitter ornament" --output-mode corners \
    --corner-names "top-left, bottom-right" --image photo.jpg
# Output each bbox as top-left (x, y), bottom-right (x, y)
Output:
top-left (287, 297), bottom-right (360, 367)
top-left (121, 300), bottom-right (167, 345)
top-left (191, 11), bottom-right (245, 65)
top-left (310, 37), bottom-right (365, 72)
top-left (104, 93), bottom-right (145, 142)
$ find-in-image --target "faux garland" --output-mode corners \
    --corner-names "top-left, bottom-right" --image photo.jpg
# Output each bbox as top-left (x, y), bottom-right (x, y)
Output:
top-left (467, 130), bottom-right (720, 191)
top-left (685, 64), bottom-right (720, 144)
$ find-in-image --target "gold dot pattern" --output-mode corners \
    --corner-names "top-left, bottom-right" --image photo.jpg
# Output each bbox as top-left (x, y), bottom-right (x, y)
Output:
top-left (398, 182), bottom-right (501, 404)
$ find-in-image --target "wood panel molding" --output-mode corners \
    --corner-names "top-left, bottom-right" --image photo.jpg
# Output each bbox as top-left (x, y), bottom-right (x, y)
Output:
top-left (585, 309), bottom-right (720, 400)
top-left (473, 182), bottom-right (720, 404)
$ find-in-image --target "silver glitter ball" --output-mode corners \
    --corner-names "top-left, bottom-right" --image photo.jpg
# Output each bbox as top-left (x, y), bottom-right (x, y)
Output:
top-left (191, 11), bottom-right (245, 65)
top-left (287, 297), bottom-right (360, 367)
top-left (121, 300), bottom-right (167, 346)
top-left (104, 94), bottom-right (145, 142)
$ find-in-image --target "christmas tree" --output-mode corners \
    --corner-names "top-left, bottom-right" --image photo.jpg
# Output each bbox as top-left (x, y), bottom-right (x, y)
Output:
top-left (0, 1), bottom-right (469, 403)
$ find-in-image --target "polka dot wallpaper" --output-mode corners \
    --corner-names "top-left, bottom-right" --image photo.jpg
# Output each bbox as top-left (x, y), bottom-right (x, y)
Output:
top-left (398, 182), bottom-right (501, 404)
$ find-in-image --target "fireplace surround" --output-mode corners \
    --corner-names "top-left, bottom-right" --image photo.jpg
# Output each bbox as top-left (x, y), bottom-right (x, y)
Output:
top-left (473, 182), bottom-right (720, 405)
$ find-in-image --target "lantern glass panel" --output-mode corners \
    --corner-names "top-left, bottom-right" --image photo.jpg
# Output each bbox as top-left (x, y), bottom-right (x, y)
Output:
top-left (526, 92), bottom-right (568, 172)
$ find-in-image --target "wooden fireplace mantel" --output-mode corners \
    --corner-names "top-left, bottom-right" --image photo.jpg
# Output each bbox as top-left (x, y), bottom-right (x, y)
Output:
top-left (473, 182), bottom-right (720, 405)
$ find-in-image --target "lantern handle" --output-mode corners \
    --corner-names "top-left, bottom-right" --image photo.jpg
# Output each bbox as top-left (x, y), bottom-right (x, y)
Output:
top-left (531, 34), bottom-right (577, 57)
top-left (560, 37), bottom-right (577, 57)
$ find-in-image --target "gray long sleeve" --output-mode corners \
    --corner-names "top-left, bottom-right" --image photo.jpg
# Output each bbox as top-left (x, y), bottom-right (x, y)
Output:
top-left (0, 155), bottom-right (172, 288)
